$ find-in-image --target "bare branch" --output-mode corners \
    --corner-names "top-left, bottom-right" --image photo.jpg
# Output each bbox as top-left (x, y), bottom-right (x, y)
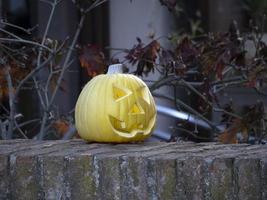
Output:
top-left (14, 120), bottom-right (28, 139)
top-left (37, 0), bottom-right (58, 68)
top-left (32, 76), bottom-right (47, 109)
top-left (0, 19), bottom-right (37, 35)
top-left (85, 0), bottom-right (108, 13)
top-left (15, 54), bottom-right (55, 100)
top-left (4, 67), bottom-right (15, 139)
top-left (0, 38), bottom-right (53, 53)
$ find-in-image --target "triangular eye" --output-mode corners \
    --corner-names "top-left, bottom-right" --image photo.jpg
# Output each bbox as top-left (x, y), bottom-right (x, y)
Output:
top-left (129, 103), bottom-right (144, 115)
top-left (113, 84), bottom-right (132, 101)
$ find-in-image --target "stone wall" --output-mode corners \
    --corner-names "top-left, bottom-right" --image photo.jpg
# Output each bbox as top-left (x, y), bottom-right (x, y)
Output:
top-left (0, 139), bottom-right (266, 200)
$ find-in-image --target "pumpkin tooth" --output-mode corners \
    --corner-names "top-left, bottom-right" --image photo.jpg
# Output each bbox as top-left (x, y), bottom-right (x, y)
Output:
top-left (138, 124), bottom-right (144, 129)
top-left (120, 121), bottom-right (126, 129)
top-left (109, 115), bottom-right (127, 131)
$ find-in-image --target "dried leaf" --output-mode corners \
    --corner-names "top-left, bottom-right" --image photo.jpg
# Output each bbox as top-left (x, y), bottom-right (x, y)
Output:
top-left (124, 38), bottom-right (144, 66)
top-left (215, 61), bottom-right (225, 80)
top-left (52, 119), bottom-right (70, 136)
top-left (221, 102), bottom-right (235, 125)
top-left (218, 103), bottom-right (264, 144)
top-left (79, 44), bottom-right (106, 77)
top-left (159, 0), bottom-right (177, 11)
top-left (0, 63), bottom-right (31, 101)
top-left (218, 119), bottom-right (242, 144)
top-left (125, 39), bottom-right (160, 76)
top-left (218, 127), bottom-right (239, 144)
top-left (175, 37), bottom-right (198, 64)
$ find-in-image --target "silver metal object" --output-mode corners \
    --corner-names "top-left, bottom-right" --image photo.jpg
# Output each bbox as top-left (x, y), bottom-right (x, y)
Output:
top-left (153, 105), bottom-right (223, 141)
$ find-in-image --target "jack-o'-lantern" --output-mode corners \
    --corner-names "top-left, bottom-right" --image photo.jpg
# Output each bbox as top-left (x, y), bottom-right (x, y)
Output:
top-left (75, 64), bottom-right (156, 143)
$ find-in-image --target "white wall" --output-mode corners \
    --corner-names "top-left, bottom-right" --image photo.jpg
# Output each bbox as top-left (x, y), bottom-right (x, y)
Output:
top-left (109, 0), bottom-right (175, 56)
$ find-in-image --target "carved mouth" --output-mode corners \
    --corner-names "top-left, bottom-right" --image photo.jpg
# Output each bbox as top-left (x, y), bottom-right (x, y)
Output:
top-left (108, 115), bottom-right (155, 138)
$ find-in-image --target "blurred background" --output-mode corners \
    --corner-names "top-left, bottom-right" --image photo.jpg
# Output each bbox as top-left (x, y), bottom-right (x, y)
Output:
top-left (1, 0), bottom-right (267, 141)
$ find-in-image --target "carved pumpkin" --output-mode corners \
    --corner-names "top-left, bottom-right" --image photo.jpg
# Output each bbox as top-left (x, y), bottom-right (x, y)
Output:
top-left (75, 64), bottom-right (156, 143)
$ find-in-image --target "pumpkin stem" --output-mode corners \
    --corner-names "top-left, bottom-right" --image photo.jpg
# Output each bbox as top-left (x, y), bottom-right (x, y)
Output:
top-left (107, 64), bottom-right (123, 74)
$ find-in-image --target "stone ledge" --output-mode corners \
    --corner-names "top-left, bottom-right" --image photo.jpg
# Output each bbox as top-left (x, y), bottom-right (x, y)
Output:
top-left (0, 139), bottom-right (266, 200)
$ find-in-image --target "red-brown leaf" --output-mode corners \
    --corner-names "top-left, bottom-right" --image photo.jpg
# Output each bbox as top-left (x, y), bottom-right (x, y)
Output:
top-left (215, 61), bottom-right (225, 80)
top-left (218, 119), bottom-right (248, 144)
top-left (79, 44), bottom-right (106, 77)
top-left (52, 119), bottom-right (70, 136)
top-left (125, 39), bottom-right (160, 76)
top-left (176, 37), bottom-right (198, 63)
top-left (159, 0), bottom-right (177, 11)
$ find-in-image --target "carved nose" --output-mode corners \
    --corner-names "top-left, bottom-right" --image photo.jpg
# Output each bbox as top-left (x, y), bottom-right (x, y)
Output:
top-left (129, 102), bottom-right (144, 115)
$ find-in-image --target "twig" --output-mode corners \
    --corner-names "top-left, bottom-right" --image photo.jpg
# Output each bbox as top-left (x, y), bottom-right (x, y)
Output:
top-left (0, 120), bottom-right (7, 139)
top-left (39, 0), bottom-right (63, 5)
top-left (0, 27), bottom-right (25, 40)
top-left (14, 54), bottom-right (55, 100)
top-left (179, 79), bottom-right (242, 119)
top-left (211, 76), bottom-right (245, 86)
top-left (44, 65), bottom-right (54, 105)
top-left (253, 86), bottom-right (267, 96)
top-left (84, 0), bottom-right (108, 13)
top-left (14, 120), bottom-right (28, 139)
top-left (174, 93), bottom-right (218, 131)
top-left (15, 119), bottom-right (40, 129)
top-left (37, 0), bottom-right (58, 69)
top-left (152, 90), bottom-right (217, 131)
top-left (0, 38), bottom-right (53, 53)
top-left (4, 67), bottom-right (15, 139)
top-left (48, 17), bottom-right (85, 107)
top-left (172, 127), bottom-right (212, 141)
top-left (0, 19), bottom-right (37, 34)
top-left (14, 38), bottom-right (68, 101)
top-left (212, 80), bottom-right (248, 93)
top-left (0, 102), bottom-right (9, 113)
top-left (32, 76), bottom-right (46, 109)
top-left (149, 75), bottom-right (181, 91)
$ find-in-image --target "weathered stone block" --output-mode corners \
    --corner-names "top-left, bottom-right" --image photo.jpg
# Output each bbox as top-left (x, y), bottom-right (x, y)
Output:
top-left (147, 157), bottom-right (177, 200)
top-left (64, 155), bottom-right (95, 200)
top-left (96, 155), bottom-right (121, 200)
top-left (176, 157), bottom-right (205, 200)
top-left (119, 156), bottom-right (148, 200)
top-left (234, 158), bottom-right (261, 200)
top-left (204, 157), bottom-right (235, 200)
top-left (261, 158), bottom-right (267, 200)
top-left (9, 154), bottom-right (40, 200)
top-left (0, 155), bottom-right (10, 199)
top-left (39, 155), bottom-right (66, 200)
top-left (0, 140), bottom-right (266, 200)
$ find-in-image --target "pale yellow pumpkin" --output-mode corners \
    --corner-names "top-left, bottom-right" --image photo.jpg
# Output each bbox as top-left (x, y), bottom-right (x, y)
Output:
top-left (75, 64), bottom-right (156, 143)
